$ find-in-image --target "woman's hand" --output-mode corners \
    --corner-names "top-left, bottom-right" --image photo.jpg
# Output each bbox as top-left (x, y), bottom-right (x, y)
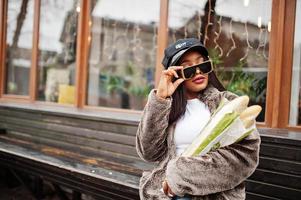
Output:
top-left (156, 66), bottom-right (185, 99)
top-left (162, 179), bottom-right (175, 197)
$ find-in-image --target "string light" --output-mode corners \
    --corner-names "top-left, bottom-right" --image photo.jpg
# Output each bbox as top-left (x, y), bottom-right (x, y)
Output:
top-left (125, 23), bottom-right (130, 36)
top-left (197, 10), bottom-right (202, 40)
top-left (257, 16), bottom-right (262, 28)
top-left (131, 24), bottom-right (143, 63)
top-left (89, 17), bottom-right (104, 65)
top-left (172, 29), bottom-right (177, 43)
top-left (213, 16), bottom-right (223, 57)
top-left (103, 19), bottom-right (110, 60)
top-left (268, 21), bottom-right (271, 32)
top-left (240, 22), bottom-right (253, 61)
top-left (151, 23), bottom-right (158, 63)
top-left (263, 29), bottom-right (269, 59)
top-left (76, 5), bottom-right (80, 13)
top-left (240, 0), bottom-right (252, 61)
top-left (244, 0), bottom-right (250, 7)
top-left (184, 25), bottom-right (188, 39)
top-left (261, 0), bottom-right (269, 59)
top-left (204, 0), bottom-right (213, 46)
top-left (108, 20), bottom-right (118, 61)
top-left (256, 28), bottom-right (264, 56)
top-left (115, 23), bottom-right (130, 57)
top-left (226, 19), bottom-right (236, 57)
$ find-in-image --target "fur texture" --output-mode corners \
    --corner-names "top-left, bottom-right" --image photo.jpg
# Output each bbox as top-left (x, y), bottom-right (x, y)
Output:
top-left (136, 85), bottom-right (261, 200)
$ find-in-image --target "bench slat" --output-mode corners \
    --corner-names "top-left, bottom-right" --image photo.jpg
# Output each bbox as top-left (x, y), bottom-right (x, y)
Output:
top-left (260, 142), bottom-right (301, 162)
top-left (5, 130), bottom-right (138, 158)
top-left (0, 116), bottom-right (135, 146)
top-left (246, 180), bottom-right (301, 200)
top-left (249, 168), bottom-right (301, 190)
top-left (246, 192), bottom-right (282, 200)
top-left (258, 156), bottom-right (301, 175)
top-left (0, 146), bottom-right (140, 199)
top-left (0, 135), bottom-right (152, 173)
top-left (0, 109), bottom-right (138, 136)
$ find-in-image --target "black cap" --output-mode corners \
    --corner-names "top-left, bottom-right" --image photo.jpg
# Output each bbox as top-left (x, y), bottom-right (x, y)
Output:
top-left (161, 38), bottom-right (209, 69)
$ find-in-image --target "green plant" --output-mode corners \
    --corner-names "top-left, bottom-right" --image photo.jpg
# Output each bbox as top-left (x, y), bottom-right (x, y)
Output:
top-left (208, 48), bottom-right (224, 67)
top-left (102, 73), bottom-right (126, 94)
top-left (128, 84), bottom-right (152, 98)
top-left (124, 62), bottom-right (152, 98)
top-left (226, 61), bottom-right (257, 100)
top-left (253, 76), bottom-right (267, 103)
top-left (208, 48), bottom-right (264, 103)
top-left (124, 61), bottom-right (135, 76)
top-left (99, 61), bottom-right (154, 105)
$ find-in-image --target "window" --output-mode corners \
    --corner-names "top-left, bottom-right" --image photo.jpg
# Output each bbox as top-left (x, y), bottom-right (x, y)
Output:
top-left (290, 0), bottom-right (301, 126)
top-left (37, 0), bottom-right (79, 104)
top-left (5, 0), bottom-right (34, 95)
top-left (87, 0), bottom-right (160, 110)
top-left (168, 0), bottom-right (272, 122)
top-left (0, 0), bottom-right (299, 130)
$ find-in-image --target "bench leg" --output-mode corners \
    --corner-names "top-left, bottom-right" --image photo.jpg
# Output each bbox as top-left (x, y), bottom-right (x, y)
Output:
top-left (9, 169), bottom-right (38, 198)
top-left (33, 177), bottom-right (44, 200)
top-left (4, 167), bottom-right (19, 187)
top-left (72, 190), bottom-right (81, 200)
top-left (53, 183), bottom-right (70, 200)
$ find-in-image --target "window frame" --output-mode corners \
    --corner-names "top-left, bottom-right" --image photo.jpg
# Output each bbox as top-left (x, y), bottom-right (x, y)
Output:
top-left (0, 0), bottom-right (300, 130)
top-left (265, 0), bottom-right (300, 130)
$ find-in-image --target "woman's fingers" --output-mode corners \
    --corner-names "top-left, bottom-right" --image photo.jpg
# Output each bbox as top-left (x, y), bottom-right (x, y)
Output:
top-left (171, 70), bottom-right (179, 78)
top-left (163, 69), bottom-right (177, 78)
top-left (168, 66), bottom-right (183, 78)
top-left (162, 180), bottom-right (175, 197)
top-left (157, 66), bottom-right (184, 98)
top-left (169, 66), bottom-right (183, 70)
top-left (173, 78), bottom-right (185, 88)
top-left (162, 180), bottom-right (168, 195)
top-left (162, 70), bottom-right (172, 77)
top-left (163, 66), bottom-right (183, 79)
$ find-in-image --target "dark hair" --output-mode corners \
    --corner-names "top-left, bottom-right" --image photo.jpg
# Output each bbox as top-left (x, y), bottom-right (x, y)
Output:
top-left (168, 59), bottom-right (225, 125)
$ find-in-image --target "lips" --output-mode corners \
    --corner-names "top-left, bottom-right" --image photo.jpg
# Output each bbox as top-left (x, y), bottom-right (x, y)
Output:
top-left (192, 75), bottom-right (205, 83)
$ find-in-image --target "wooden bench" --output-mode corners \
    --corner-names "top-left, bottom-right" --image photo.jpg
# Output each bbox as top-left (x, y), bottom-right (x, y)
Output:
top-left (0, 104), bottom-right (300, 200)
top-left (246, 128), bottom-right (301, 200)
top-left (0, 104), bottom-right (153, 199)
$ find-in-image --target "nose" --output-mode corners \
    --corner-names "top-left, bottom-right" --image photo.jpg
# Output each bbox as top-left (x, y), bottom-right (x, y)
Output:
top-left (196, 67), bottom-right (201, 74)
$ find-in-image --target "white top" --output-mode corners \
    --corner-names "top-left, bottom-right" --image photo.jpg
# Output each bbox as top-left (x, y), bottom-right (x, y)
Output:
top-left (174, 98), bottom-right (211, 155)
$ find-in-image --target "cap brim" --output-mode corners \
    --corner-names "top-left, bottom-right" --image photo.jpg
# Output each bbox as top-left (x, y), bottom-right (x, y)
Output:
top-left (170, 45), bottom-right (209, 67)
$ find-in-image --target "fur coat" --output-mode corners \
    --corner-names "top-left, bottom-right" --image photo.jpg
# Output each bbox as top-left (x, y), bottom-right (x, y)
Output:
top-left (136, 85), bottom-right (261, 200)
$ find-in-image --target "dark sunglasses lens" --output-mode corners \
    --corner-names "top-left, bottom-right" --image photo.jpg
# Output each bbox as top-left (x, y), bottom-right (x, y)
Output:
top-left (176, 70), bottom-right (182, 78)
top-left (183, 66), bottom-right (196, 79)
top-left (198, 62), bottom-right (212, 74)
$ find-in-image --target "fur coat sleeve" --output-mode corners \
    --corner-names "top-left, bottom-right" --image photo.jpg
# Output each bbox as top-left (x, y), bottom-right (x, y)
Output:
top-left (165, 90), bottom-right (261, 197)
top-left (136, 89), bottom-right (171, 162)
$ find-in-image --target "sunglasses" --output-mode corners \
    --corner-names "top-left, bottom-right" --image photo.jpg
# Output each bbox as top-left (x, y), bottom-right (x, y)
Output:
top-left (177, 60), bottom-right (213, 80)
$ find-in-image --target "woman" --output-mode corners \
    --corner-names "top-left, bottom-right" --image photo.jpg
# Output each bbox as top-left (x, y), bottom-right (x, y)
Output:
top-left (136, 38), bottom-right (260, 200)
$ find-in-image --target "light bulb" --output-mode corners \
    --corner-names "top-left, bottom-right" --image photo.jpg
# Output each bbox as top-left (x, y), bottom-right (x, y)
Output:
top-left (268, 21), bottom-right (271, 32)
top-left (258, 16), bottom-right (262, 28)
top-left (76, 5), bottom-right (80, 13)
